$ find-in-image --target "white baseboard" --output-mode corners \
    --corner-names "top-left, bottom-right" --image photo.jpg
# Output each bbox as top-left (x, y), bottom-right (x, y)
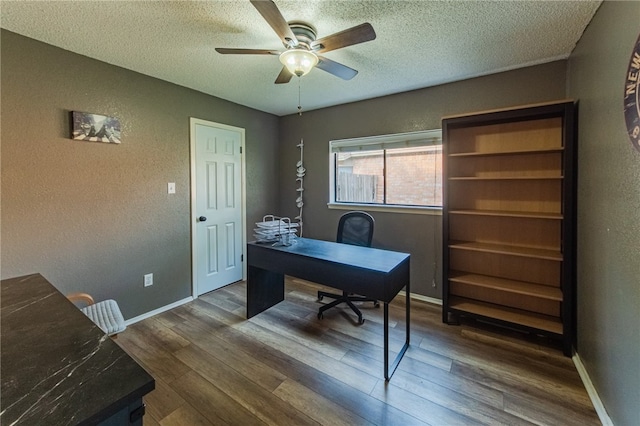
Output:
top-left (398, 290), bottom-right (442, 306)
top-left (124, 291), bottom-right (437, 325)
top-left (124, 296), bottom-right (193, 326)
top-left (573, 352), bottom-right (614, 426)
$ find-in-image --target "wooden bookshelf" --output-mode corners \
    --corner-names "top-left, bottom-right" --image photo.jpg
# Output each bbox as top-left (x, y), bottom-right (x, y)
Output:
top-left (449, 176), bottom-right (563, 181)
top-left (449, 209), bottom-right (563, 219)
top-left (448, 297), bottom-right (563, 335)
top-left (449, 241), bottom-right (563, 261)
top-left (442, 101), bottom-right (576, 356)
top-left (448, 272), bottom-right (562, 300)
top-left (448, 147), bottom-right (564, 157)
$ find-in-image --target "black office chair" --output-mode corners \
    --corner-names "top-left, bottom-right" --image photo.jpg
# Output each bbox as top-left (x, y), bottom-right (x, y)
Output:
top-left (317, 211), bottom-right (379, 324)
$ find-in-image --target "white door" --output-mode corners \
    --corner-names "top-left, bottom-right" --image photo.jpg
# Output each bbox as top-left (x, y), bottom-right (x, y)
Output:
top-left (191, 118), bottom-right (245, 296)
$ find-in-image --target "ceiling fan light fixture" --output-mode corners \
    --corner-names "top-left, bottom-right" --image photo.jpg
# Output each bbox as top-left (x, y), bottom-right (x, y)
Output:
top-left (279, 49), bottom-right (318, 77)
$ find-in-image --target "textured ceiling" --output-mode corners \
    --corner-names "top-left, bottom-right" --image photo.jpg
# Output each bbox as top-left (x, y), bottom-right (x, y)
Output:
top-left (1, 0), bottom-right (601, 116)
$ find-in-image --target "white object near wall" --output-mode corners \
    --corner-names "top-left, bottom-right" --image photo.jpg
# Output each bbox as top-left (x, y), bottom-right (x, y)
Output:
top-left (295, 139), bottom-right (305, 236)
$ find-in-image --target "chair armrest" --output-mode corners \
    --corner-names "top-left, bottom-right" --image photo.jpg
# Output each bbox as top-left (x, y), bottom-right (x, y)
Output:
top-left (67, 292), bottom-right (95, 306)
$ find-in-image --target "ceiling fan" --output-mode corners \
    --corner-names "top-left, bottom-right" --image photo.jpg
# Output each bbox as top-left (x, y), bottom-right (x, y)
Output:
top-left (215, 0), bottom-right (376, 84)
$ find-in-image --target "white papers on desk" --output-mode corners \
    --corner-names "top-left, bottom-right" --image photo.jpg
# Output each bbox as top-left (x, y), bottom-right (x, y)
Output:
top-left (253, 218), bottom-right (299, 243)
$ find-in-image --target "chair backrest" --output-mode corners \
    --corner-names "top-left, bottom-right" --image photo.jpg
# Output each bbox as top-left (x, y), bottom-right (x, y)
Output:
top-left (337, 211), bottom-right (374, 247)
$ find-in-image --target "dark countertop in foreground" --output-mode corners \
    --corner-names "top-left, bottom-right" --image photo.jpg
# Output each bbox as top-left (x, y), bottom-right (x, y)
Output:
top-left (1, 273), bottom-right (154, 425)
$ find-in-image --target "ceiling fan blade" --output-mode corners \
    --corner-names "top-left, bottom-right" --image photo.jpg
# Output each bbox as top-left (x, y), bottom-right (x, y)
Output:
top-left (311, 23), bottom-right (376, 54)
top-left (275, 67), bottom-right (293, 84)
top-left (316, 56), bottom-right (358, 80)
top-left (250, 0), bottom-right (298, 47)
top-left (215, 48), bottom-right (279, 55)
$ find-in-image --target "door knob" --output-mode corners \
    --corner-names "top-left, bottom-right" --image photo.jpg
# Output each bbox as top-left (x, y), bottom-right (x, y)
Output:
top-left (198, 216), bottom-right (207, 222)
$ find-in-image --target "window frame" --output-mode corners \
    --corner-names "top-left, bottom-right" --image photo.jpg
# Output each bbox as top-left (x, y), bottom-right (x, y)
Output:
top-left (328, 129), bottom-right (443, 216)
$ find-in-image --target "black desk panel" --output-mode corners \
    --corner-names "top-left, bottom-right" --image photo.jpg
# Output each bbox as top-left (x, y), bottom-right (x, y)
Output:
top-left (247, 237), bottom-right (410, 379)
top-left (1, 274), bottom-right (154, 425)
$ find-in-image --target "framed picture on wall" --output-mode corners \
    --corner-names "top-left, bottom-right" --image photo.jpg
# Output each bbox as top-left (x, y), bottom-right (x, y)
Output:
top-left (71, 111), bottom-right (122, 144)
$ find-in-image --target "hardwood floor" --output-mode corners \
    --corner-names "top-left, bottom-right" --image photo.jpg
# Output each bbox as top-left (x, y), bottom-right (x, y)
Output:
top-left (115, 278), bottom-right (600, 426)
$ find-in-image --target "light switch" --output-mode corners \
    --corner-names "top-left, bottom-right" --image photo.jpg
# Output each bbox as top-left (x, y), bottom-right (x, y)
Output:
top-left (168, 182), bottom-right (176, 194)
top-left (144, 273), bottom-right (153, 287)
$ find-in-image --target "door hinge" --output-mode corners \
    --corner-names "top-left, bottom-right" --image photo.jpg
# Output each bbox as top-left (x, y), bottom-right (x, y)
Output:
top-left (241, 254), bottom-right (244, 262)
top-left (240, 146), bottom-right (242, 154)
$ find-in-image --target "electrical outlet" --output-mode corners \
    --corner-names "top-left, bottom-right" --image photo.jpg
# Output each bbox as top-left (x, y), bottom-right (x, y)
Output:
top-left (167, 182), bottom-right (176, 194)
top-left (144, 273), bottom-right (153, 287)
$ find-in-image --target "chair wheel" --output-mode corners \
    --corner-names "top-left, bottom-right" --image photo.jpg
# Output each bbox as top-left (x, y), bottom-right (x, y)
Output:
top-left (374, 301), bottom-right (380, 308)
top-left (318, 295), bottom-right (324, 301)
top-left (317, 312), bottom-right (323, 320)
top-left (358, 318), bottom-right (365, 325)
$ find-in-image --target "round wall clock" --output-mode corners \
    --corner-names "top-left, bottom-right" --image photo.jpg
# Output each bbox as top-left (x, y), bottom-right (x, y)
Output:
top-left (624, 33), bottom-right (640, 152)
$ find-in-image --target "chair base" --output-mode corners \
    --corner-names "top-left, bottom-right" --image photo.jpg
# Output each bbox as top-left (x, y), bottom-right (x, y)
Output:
top-left (317, 290), bottom-right (379, 324)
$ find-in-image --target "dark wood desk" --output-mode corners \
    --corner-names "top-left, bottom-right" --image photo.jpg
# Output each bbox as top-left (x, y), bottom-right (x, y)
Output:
top-left (247, 237), bottom-right (410, 380)
top-left (1, 274), bottom-right (155, 425)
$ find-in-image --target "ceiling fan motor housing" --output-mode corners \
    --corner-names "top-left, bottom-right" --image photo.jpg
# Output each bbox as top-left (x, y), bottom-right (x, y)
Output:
top-left (287, 21), bottom-right (317, 49)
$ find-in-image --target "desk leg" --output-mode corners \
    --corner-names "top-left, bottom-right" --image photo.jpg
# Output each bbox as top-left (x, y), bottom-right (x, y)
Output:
top-left (246, 266), bottom-right (285, 318)
top-left (384, 284), bottom-right (410, 381)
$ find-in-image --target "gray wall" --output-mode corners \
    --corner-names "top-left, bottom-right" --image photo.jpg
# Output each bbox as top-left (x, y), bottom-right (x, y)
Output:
top-left (3, 6), bottom-right (639, 423)
top-left (278, 61), bottom-right (568, 297)
top-left (567, 2), bottom-right (640, 425)
top-left (0, 30), bottom-right (280, 319)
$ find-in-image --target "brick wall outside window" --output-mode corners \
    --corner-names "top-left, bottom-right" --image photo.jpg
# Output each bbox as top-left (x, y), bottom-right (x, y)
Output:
top-left (340, 147), bottom-right (442, 206)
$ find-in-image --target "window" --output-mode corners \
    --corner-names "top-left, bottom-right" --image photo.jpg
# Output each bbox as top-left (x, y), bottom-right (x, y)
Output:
top-left (329, 130), bottom-right (442, 209)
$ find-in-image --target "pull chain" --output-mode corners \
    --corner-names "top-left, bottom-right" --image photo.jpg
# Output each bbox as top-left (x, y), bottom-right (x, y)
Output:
top-left (297, 77), bottom-right (303, 116)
